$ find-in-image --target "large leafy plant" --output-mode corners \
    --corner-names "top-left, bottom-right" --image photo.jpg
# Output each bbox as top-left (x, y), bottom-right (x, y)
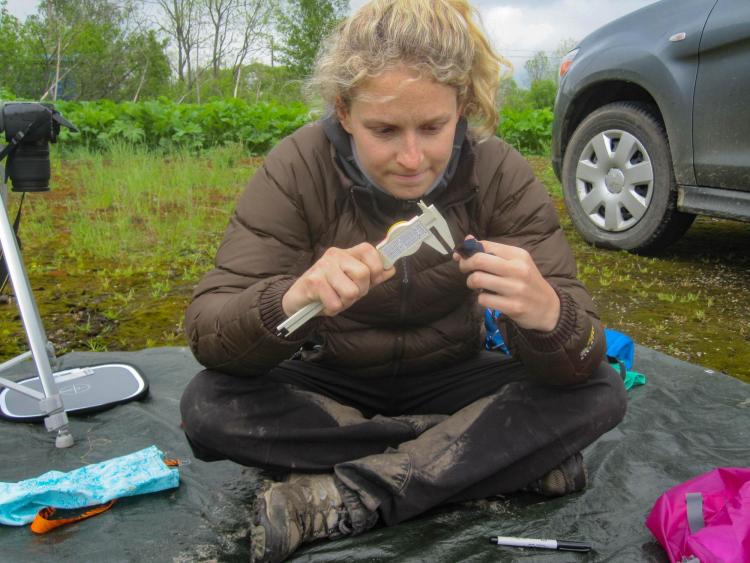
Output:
top-left (55, 99), bottom-right (312, 154)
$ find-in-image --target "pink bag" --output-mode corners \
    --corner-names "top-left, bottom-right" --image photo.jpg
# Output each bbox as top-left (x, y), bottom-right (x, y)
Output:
top-left (646, 467), bottom-right (750, 562)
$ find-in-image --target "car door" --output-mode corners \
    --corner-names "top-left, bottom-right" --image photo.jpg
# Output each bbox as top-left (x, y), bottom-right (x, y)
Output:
top-left (693, 0), bottom-right (750, 191)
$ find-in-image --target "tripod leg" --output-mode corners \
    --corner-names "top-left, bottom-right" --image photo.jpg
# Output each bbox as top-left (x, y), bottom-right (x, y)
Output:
top-left (0, 184), bottom-right (73, 447)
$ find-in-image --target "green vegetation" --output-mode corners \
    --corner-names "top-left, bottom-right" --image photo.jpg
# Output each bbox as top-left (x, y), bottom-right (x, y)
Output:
top-left (0, 0), bottom-right (171, 101)
top-left (49, 97), bottom-right (554, 156)
top-left (0, 95), bottom-right (554, 156)
top-left (498, 106), bottom-right (553, 155)
top-left (0, 144), bottom-right (257, 356)
top-left (274, 0), bottom-right (349, 77)
top-left (497, 77), bottom-right (558, 154)
top-left (241, 64), bottom-right (306, 105)
top-left (1, 150), bottom-right (747, 384)
top-left (54, 99), bottom-right (311, 153)
top-left (0, 0), bottom-right (347, 103)
top-left (575, 227), bottom-right (750, 382)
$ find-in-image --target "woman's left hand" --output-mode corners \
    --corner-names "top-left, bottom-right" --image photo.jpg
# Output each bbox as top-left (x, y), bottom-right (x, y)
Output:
top-left (454, 238), bottom-right (560, 332)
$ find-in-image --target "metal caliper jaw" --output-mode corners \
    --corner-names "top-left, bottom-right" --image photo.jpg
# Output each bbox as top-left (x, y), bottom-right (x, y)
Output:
top-left (375, 201), bottom-right (456, 268)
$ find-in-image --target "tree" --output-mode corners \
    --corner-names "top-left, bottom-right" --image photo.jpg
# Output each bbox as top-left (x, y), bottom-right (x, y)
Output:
top-left (20, 0), bottom-right (171, 101)
top-left (524, 51), bottom-right (551, 84)
top-left (157, 0), bottom-right (273, 102)
top-left (275, 0), bottom-right (348, 78)
top-left (498, 77), bottom-right (527, 110)
top-left (205, 0), bottom-right (274, 93)
top-left (228, 1), bottom-right (275, 97)
top-left (29, 0), bottom-right (105, 100)
top-left (124, 30), bottom-right (172, 101)
top-left (155, 0), bottom-right (202, 84)
top-left (0, 2), bottom-right (31, 98)
top-left (244, 61), bottom-right (301, 102)
top-left (206, 0), bottom-right (233, 78)
top-left (527, 79), bottom-right (557, 109)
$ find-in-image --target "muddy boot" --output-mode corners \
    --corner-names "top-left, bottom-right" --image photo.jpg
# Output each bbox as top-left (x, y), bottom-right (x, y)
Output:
top-left (524, 452), bottom-right (588, 497)
top-left (250, 473), bottom-right (378, 563)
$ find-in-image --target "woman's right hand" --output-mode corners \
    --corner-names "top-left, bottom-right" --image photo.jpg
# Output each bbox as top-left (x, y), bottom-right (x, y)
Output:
top-left (282, 243), bottom-right (396, 317)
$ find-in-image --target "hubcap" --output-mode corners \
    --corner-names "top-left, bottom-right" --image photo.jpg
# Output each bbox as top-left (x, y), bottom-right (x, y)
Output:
top-left (605, 168), bottom-right (625, 193)
top-left (574, 129), bottom-right (654, 232)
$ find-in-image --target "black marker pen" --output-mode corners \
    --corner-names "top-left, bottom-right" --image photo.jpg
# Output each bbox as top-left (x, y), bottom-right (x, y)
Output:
top-left (489, 536), bottom-right (592, 552)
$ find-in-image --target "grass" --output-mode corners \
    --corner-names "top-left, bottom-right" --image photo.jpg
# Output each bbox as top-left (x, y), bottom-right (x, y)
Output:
top-left (528, 157), bottom-right (750, 383)
top-left (0, 143), bottom-right (259, 359)
top-left (0, 148), bottom-right (747, 384)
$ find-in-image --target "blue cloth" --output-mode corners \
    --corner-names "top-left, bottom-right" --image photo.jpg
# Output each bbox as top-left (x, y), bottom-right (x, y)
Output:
top-left (604, 328), bottom-right (635, 370)
top-left (484, 313), bottom-right (645, 389)
top-left (604, 328), bottom-right (646, 389)
top-left (484, 309), bottom-right (510, 355)
top-left (0, 445), bottom-right (179, 526)
top-left (486, 315), bottom-right (639, 369)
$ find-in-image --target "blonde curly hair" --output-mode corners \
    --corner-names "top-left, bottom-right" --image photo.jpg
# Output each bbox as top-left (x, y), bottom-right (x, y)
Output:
top-left (308, 0), bottom-right (510, 140)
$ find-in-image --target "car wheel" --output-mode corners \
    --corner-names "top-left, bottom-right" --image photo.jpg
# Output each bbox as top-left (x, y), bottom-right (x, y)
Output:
top-left (561, 102), bottom-right (694, 253)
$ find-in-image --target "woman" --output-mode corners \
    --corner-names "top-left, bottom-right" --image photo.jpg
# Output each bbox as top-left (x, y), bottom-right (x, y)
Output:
top-left (180, 1), bottom-right (627, 561)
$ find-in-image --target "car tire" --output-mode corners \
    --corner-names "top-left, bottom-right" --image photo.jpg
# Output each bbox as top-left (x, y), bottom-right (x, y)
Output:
top-left (561, 102), bottom-right (694, 253)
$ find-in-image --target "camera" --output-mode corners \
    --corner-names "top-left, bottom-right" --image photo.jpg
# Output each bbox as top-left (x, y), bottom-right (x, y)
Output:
top-left (0, 102), bottom-right (77, 192)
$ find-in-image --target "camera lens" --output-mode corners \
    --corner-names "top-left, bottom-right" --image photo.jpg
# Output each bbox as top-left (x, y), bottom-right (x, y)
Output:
top-left (7, 143), bottom-right (51, 192)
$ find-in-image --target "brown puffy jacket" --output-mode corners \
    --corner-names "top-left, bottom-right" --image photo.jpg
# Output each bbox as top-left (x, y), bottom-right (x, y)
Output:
top-left (185, 119), bottom-right (605, 384)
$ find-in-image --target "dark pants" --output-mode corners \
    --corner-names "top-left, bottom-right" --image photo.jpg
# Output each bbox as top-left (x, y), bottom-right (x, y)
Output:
top-left (180, 352), bottom-right (627, 525)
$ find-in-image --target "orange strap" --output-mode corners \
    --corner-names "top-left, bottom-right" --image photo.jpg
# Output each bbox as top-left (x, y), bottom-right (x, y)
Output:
top-left (31, 500), bottom-right (117, 534)
top-left (30, 458), bottom-right (180, 534)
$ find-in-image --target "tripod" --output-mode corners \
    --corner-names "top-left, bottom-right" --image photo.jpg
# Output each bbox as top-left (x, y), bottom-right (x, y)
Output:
top-left (0, 104), bottom-right (148, 449)
top-left (0, 182), bottom-right (73, 447)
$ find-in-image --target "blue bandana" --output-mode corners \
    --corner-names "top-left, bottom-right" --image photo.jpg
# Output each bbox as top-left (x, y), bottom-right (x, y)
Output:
top-left (0, 445), bottom-right (179, 526)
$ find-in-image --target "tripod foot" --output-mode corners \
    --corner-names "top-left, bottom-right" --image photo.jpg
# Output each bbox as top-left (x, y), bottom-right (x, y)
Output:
top-left (55, 428), bottom-right (74, 448)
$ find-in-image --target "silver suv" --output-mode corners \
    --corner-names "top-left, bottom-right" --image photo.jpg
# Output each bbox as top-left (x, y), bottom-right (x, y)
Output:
top-left (551, 0), bottom-right (750, 252)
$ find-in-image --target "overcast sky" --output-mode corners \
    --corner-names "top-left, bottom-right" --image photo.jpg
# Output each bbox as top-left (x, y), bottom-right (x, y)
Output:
top-left (8, 0), bottom-right (658, 85)
top-left (352, 0), bottom-right (659, 82)
top-left (5, 0), bottom-right (36, 20)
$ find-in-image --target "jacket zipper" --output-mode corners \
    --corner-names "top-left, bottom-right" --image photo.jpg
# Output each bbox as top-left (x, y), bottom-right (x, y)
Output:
top-left (391, 257), bottom-right (410, 377)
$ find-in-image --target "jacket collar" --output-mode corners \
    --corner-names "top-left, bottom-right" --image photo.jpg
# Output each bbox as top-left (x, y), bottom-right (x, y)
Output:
top-left (323, 114), bottom-right (478, 226)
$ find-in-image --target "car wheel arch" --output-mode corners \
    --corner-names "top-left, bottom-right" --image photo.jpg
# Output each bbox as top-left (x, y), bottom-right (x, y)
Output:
top-left (560, 101), bottom-right (695, 253)
top-left (561, 80), bottom-right (662, 160)
top-left (561, 76), bottom-right (697, 187)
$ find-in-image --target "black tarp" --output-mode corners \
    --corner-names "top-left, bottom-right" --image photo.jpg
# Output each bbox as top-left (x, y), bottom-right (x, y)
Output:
top-left (0, 346), bottom-right (748, 562)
